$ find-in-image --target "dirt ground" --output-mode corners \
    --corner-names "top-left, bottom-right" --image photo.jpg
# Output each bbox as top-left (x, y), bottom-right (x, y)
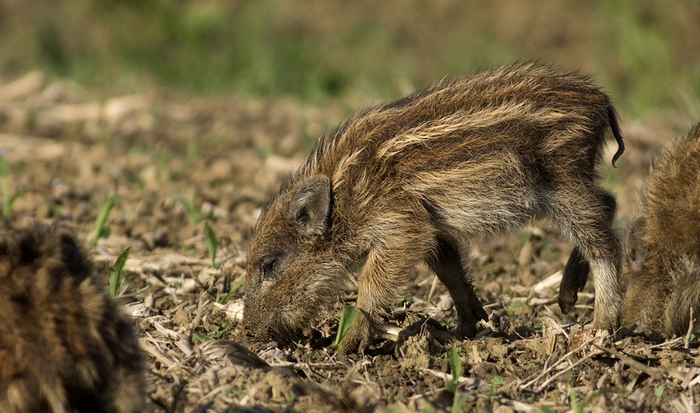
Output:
top-left (1, 72), bottom-right (700, 412)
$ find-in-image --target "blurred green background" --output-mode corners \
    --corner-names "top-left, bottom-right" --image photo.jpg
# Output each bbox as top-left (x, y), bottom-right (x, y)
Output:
top-left (1, 0), bottom-right (699, 117)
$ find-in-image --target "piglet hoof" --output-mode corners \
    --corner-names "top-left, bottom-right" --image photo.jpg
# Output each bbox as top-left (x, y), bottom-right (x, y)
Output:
top-left (558, 246), bottom-right (591, 313)
top-left (592, 308), bottom-right (621, 336)
top-left (337, 314), bottom-right (372, 355)
top-left (557, 291), bottom-right (579, 314)
top-left (395, 318), bottom-right (456, 346)
top-left (454, 322), bottom-right (478, 341)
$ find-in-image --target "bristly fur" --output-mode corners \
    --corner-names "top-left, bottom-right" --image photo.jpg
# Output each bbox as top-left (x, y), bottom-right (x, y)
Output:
top-left (244, 63), bottom-right (624, 352)
top-left (0, 226), bottom-right (146, 413)
top-left (620, 122), bottom-right (700, 338)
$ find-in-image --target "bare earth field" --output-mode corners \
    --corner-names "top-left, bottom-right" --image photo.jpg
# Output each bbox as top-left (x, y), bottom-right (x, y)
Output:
top-left (1, 73), bottom-right (699, 412)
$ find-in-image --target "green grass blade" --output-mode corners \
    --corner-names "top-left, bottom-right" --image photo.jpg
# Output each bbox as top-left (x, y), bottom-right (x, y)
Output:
top-left (1, 153), bottom-right (11, 220)
top-left (446, 346), bottom-right (462, 393)
top-left (203, 221), bottom-right (218, 268)
top-left (422, 404), bottom-right (436, 413)
top-left (569, 388), bottom-right (580, 413)
top-left (171, 191), bottom-right (198, 224)
top-left (192, 331), bottom-right (212, 342)
top-left (38, 192), bottom-right (62, 218)
top-left (330, 305), bottom-right (359, 350)
top-left (214, 254), bottom-right (235, 269)
top-left (5, 190), bottom-right (28, 220)
top-left (109, 246), bottom-right (131, 297)
top-left (91, 194), bottom-right (118, 245)
top-left (218, 276), bottom-right (246, 304)
top-left (451, 392), bottom-right (468, 413)
top-left (654, 382), bottom-right (667, 398)
top-left (577, 387), bottom-right (619, 412)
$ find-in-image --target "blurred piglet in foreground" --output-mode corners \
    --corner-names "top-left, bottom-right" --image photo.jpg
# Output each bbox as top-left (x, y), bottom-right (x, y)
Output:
top-left (620, 122), bottom-right (700, 339)
top-left (0, 226), bottom-right (146, 413)
top-left (243, 63), bottom-right (625, 352)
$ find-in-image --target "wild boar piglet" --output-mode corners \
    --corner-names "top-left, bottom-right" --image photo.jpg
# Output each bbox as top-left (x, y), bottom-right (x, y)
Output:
top-left (0, 226), bottom-right (146, 413)
top-left (620, 122), bottom-right (700, 339)
top-left (244, 63), bottom-right (625, 352)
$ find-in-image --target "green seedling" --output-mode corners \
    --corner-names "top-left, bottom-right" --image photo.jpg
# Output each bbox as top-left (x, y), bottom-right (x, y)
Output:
top-left (1, 151), bottom-right (12, 220)
top-left (0, 153), bottom-right (60, 220)
top-left (203, 222), bottom-right (235, 270)
top-left (230, 386), bottom-right (245, 398)
top-left (192, 331), bottom-right (212, 342)
top-left (330, 305), bottom-right (359, 350)
top-left (216, 276), bottom-right (246, 305)
top-left (446, 346), bottom-right (462, 393)
top-left (423, 404), bottom-right (436, 413)
top-left (185, 140), bottom-right (201, 164)
top-left (1, 189), bottom-right (29, 220)
top-left (172, 191), bottom-right (213, 224)
top-left (166, 281), bottom-right (183, 289)
top-left (38, 192), bottom-right (61, 218)
top-left (210, 322), bottom-right (228, 339)
top-left (151, 380), bottom-right (188, 413)
top-left (448, 346), bottom-right (467, 412)
top-left (442, 346), bottom-right (467, 412)
top-left (569, 387), bottom-right (619, 413)
top-left (181, 244), bottom-right (197, 256)
top-left (510, 300), bottom-right (525, 309)
top-left (686, 332), bottom-right (698, 350)
top-left (91, 194), bottom-right (118, 245)
top-left (442, 316), bottom-right (456, 329)
top-left (284, 390), bottom-right (297, 409)
top-left (108, 247), bottom-right (131, 298)
top-left (203, 221), bottom-right (219, 269)
top-left (0, 151), bottom-right (38, 221)
top-left (451, 393), bottom-right (468, 413)
top-left (489, 375), bottom-right (503, 405)
top-left (654, 382), bottom-right (667, 398)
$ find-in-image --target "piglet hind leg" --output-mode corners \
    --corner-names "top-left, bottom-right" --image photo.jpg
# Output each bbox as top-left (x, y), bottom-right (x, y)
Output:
top-left (558, 192), bottom-right (615, 314)
top-left (427, 238), bottom-right (488, 339)
top-left (551, 188), bottom-right (622, 331)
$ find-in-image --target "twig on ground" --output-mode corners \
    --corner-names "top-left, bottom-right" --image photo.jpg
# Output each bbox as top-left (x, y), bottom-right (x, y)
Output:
top-left (519, 336), bottom-right (598, 391)
top-left (420, 368), bottom-right (490, 392)
top-left (641, 337), bottom-right (684, 351)
top-left (671, 392), bottom-right (695, 413)
top-left (189, 292), bottom-right (209, 342)
top-left (681, 368), bottom-right (700, 389)
top-left (141, 338), bottom-right (180, 368)
top-left (532, 350), bottom-right (604, 393)
top-left (592, 344), bottom-right (686, 382)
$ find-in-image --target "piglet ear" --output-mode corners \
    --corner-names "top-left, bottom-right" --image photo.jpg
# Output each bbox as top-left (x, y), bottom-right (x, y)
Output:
top-left (290, 175), bottom-right (331, 236)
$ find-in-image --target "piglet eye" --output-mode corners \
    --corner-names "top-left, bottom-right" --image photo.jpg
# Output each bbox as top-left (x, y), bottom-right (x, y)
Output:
top-left (260, 257), bottom-right (278, 278)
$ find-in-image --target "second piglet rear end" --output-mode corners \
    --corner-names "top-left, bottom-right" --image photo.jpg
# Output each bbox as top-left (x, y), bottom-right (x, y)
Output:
top-left (620, 122), bottom-right (700, 339)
